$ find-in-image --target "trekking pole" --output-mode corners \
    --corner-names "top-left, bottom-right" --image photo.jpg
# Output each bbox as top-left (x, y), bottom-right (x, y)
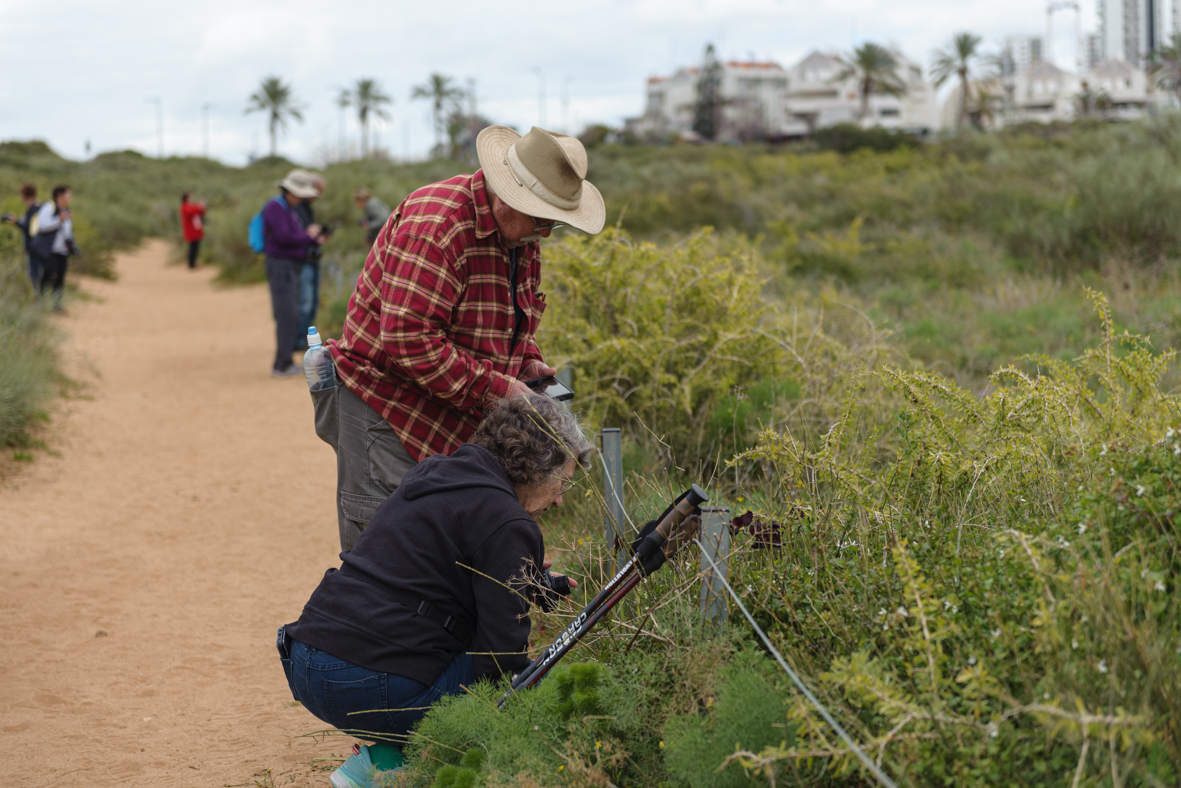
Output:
top-left (497, 484), bottom-right (708, 708)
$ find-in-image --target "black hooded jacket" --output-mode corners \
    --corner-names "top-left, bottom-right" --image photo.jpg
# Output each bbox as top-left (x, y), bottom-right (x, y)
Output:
top-left (285, 444), bottom-right (542, 685)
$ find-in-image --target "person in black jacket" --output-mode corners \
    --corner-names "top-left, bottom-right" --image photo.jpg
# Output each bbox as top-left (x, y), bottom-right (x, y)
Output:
top-left (1, 183), bottom-right (42, 284)
top-left (278, 394), bottom-right (593, 788)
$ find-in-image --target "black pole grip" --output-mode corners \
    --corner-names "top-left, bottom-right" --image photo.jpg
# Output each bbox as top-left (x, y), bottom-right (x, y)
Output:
top-left (686, 483), bottom-right (709, 508)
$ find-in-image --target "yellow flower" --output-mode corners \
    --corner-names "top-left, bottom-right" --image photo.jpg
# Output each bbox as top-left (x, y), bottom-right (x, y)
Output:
top-left (595, 741), bottom-right (602, 749)
top-left (557, 765), bottom-right (564, 771)
top-left (659, 741), bottom-right (665, 749)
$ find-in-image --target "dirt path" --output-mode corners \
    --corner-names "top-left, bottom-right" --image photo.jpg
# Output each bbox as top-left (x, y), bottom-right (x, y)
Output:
top-left (1, 241), bottom-right (345, 787)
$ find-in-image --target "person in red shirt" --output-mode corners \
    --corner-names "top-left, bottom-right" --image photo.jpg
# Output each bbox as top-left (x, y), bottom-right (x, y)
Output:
top-left (179, 193), bottom-right (207, 269)
top-left (315, 125), bottom-right (605, 551)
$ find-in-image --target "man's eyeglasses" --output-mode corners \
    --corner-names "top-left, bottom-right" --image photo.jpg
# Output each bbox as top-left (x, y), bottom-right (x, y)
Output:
top-left (534, 217), bottom-right (567, 232)
top-left (555, 475), bottom-right (579, 495)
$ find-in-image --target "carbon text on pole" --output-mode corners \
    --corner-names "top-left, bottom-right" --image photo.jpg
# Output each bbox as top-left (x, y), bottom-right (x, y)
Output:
top-left (698, 506), bottom-right (731, 628)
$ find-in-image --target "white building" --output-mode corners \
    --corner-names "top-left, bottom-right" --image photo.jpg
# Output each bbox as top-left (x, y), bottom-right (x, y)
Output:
top-left (630, 48), bottom-right (940, 141)
top-left (941, 58), bottom-right (1152, 127)
top-left (636, 60), bottom-right (791, 141)
top-left (782, 49), bottom-right (939, 135)
top-left (1001, 35), bottom-right (1045, 75)
top-left (1099, 0), bottom-right (1181, 63)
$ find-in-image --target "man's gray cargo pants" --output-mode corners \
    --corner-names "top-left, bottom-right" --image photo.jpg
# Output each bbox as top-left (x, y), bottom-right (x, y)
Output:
top-left (312, 382), bottom-right (418, 552)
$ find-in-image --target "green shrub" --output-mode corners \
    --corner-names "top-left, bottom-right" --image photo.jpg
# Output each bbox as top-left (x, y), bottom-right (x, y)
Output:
top-left (0, 241), bottom-right (61, 455)
top-left (812, 123), bottom-right (923, 154)
top-left (537, 228), bottom-right (779, 460)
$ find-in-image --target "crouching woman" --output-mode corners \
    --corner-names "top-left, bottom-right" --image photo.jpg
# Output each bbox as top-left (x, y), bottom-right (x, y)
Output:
top-left (277, 394), bottom-right (592, 788)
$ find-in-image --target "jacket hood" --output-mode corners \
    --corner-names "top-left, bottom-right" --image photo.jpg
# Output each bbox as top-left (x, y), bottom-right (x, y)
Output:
top-left (399, 443), bottom-right (519, 503)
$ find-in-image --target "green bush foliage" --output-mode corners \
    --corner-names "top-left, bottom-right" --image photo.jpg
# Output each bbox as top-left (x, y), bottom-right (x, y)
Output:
top-left (0, 235), bottom-right (61, 457)
top-left (400, 293), bottom-right (1180, 786)
top-left (536, 228), bottom-right (779, 460)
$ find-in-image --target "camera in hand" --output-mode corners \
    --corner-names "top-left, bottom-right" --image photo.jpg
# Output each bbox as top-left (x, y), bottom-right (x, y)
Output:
top-left (524, 376), bottom-right (574, 402)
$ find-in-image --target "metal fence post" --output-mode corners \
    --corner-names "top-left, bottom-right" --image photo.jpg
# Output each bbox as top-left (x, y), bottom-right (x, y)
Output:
top-left (601, 428), bottom-right (625, 562)
top-left (699, 506), bottom-right (731, 629)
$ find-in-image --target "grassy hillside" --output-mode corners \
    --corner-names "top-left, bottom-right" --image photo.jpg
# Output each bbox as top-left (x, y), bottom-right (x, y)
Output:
top-left (3, 123), bottom-right (1181, 783)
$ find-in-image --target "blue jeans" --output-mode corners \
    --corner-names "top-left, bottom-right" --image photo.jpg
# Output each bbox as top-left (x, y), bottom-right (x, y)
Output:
top-left (280, 636), bottom-right (474, 740)
top-left (296, 261), bottom-right (320, 348)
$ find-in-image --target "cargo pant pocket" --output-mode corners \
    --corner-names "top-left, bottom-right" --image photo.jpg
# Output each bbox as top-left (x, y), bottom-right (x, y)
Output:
top-left (339, 491), bottom-right (386, 527)
top-left (311, 383), bottom-right (340, 449)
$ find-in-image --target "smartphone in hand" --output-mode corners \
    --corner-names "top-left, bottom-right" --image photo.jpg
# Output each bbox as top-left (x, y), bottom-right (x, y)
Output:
top-left (524, 376), bottom-right (574, 402)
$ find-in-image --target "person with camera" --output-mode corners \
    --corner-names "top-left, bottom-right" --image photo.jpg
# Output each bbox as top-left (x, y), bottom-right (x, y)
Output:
top-left (279, 394), bottom-right (590, 787)
top-left (294, 172), bottom-right (330, 351)
top-left (314, 126), bottom-right (605, 551)
top-left (31, 185), bottom-right (77, 313)
top-left (352, 187), bottom-right (391, 247)
top-left (264, 169), bottom-right (326, 377)
top-left (179, 193), bottom-right (207, 269)
top-left (1, 183), bottom-right (43, 284)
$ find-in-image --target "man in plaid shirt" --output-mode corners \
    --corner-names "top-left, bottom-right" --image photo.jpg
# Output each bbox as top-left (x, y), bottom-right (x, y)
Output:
top-left (314, 125), bottom-right (605, 550)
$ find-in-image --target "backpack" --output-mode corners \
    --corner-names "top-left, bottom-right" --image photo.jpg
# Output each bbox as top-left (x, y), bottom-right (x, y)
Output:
top-left (248, 196), bottom-right (286, 254)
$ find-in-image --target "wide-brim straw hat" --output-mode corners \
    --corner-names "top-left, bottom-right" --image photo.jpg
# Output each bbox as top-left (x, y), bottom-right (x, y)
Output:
top-left (275, 169), bottom-right (320, 199)
top-left (477, 125), bottom-right (605, 235)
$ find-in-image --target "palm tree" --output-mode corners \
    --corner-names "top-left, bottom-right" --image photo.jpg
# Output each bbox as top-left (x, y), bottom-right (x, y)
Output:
top-left (931, 33), bottom-right (985, 128)
top-left (835, 43), bottom-right (906, 120)
top-left (339, 78), bottom-right (393, 159)
top-left (1147, 33), bottom-right (1181, 105)
top-left (245, 76), bottom-right (304, 157)
top-left (412, 74), bottom-right (466, 157)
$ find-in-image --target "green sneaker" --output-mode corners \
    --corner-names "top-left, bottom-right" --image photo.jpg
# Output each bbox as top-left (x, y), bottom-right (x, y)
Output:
top-left (331, 744), bottom-right (402, 788)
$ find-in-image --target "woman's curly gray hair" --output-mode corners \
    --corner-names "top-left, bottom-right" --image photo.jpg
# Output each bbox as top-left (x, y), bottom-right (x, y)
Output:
top-left (472, 394), bottom-right (594, 487)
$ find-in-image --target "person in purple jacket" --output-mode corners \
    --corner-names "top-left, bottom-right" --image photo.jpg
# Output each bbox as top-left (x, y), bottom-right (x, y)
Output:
top-left (266, 169), bottom-right (326, 377)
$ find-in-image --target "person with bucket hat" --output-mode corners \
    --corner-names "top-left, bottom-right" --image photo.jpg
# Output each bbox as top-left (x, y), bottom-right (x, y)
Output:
top-left (312, 126), bottom-right (605, 552)
top-left (265, 169), bottom-right (326, 377)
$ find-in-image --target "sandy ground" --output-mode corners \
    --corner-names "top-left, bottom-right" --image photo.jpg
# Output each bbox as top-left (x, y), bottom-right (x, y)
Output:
top-left (1, 241), bottom-right (347, 787)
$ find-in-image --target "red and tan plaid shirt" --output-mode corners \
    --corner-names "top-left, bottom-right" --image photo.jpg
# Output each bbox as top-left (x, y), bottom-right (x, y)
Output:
top-left (328, 170), bottom-right (546, 461)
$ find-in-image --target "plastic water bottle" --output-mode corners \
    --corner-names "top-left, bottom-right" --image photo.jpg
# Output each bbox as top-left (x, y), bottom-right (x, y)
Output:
top-left (303, 326), bottom-right (338, 392)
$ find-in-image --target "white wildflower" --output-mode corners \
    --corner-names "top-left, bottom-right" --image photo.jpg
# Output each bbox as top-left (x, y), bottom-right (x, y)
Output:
top-left (968, 655), bottom-right (977, 665)
top-left (1098, 660), bottom-right (1108, 674)
top-left (1100, 444), bottom-right (1108, 456)
top-left (1141, 568), bottom-right (1148, 579)
top-left (896, 606), bottom-right (909, 618)
top-left (1136, 485), bottom-right (1146, 497)
top-left (1168, 428), bottom-right (1176, 439)
top-left (1175, 442), bottom-right (1181, 457)
top-left (988, 722), bottom-right (999, 739)
top-left (1057, 537), bottom-right (1071, 548)
top-left (991, 628), bottom-right (1002, 640)
top-left (999, 549), bottom-right (1006, 559)
top-left (1078, 523), bottom-right (1087, 535)
top-left (1156, 581), bottom-right (1166, 592)
top-left (877, 608), bottom-right (887, 618)
top-left (943, 600), bottom-right (952, 611)
top-left (883, 624), bottom-right (889, 631)
top-left (1071, 639), bottom-right (1079, 650)
top-left (1043, 692), bottom-right (1051, 700)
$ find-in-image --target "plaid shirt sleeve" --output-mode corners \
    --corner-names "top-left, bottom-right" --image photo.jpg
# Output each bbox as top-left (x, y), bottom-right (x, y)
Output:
top-left (375, 226), bottom-right (511, 410)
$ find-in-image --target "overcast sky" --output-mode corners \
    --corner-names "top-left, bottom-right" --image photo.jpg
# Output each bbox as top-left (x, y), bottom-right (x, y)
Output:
top-left (0, 0), bottom-right (1099, 165)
